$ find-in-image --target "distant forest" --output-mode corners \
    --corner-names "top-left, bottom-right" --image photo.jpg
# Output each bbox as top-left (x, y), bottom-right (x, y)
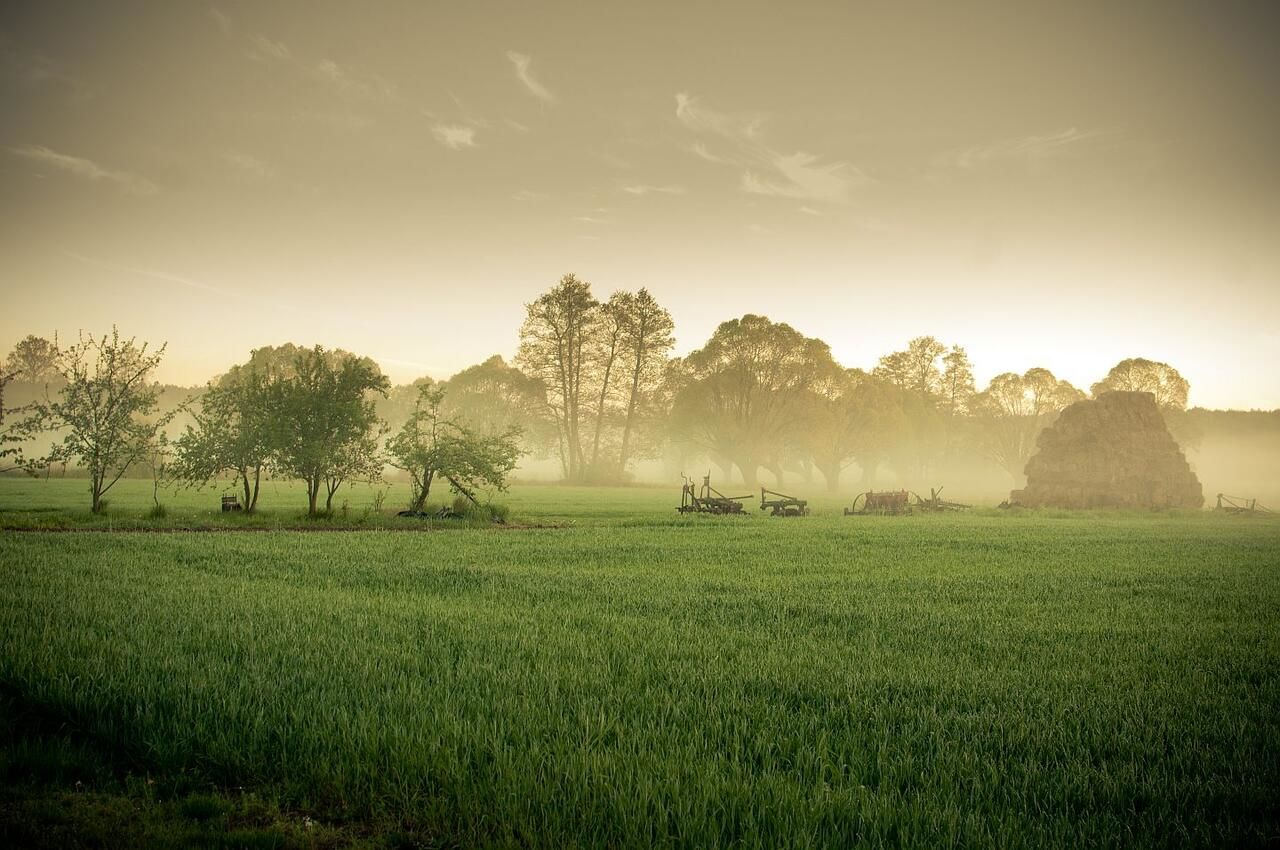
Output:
top-left (3, 274), bottom-right (1278, 509)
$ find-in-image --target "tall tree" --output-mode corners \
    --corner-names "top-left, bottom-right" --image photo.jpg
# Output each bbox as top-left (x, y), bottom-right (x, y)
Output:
top-left (972, 367), bottom-right (1084, 485)
top-left (1091, 357), bottom-right (1189, 410)
top-left (940, 345), bottom-right (976, 415)
top-left (803, 368), bottom-right (905, 492)
top-left (615, 288), bottom-right (675, 477)
top-left (387, 385), bottom-right (523, 513)
top-left (444, 356), bottom-right (552, 450)
top-left (672, 315), bottom-right (835, 487)
top-left (873, 336), bottom-right (947, 396)
top-left (5, 335), bottom-right (59, 386)
top-left (43, 329), bottom-right (176, 512)
top-left (269, 345), bottom-right (389, 515)
top-left (516, 274), bottom-right (599, 481)
top-left (586, 293), bottom-right (627, 476)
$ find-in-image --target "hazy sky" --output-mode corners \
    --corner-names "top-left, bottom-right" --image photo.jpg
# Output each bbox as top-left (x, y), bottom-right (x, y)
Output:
top-left (2, 1), bottom-right (1278, 408)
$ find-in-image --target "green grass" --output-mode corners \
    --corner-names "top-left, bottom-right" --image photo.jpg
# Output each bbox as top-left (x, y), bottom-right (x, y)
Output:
top-left (1, 478), bottom-right (1278, 848)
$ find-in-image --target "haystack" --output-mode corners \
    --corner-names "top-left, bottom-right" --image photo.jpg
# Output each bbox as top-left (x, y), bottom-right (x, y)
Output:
top-left (1010, 391), bottom-right (1203, 509)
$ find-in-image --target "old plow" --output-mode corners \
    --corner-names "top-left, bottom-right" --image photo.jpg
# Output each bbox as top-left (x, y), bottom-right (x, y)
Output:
top-left (1214, 493), bottom-right (1275, 516)
top-left (760, 487), bottom-right (808, 516)
top-left (677, 473), bottom-right (751, 515)
top-left (844, 486), bottom-right (970, 516)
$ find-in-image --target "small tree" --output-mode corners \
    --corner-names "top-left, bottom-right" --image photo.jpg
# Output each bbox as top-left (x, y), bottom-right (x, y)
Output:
top-left (269, 346), bottom-right (389, 515)
top-left (387, 385), bottom-right (522, 514)
top-left (43, 329), bottom-right (175, 512)
top-left (172, 366), bottom-right (274, 512)
top-left (0, 360), bottom-right (45, 475)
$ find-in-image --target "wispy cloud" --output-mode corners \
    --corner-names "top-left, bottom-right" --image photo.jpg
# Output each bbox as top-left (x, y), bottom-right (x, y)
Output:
top-left (59, 249), bottom-right (235, 297)
top-left (798, 206), bottom-right (823, 216)
top-left (208, 7), bottom-right (233, 35)
top-left (935, 128), bottom-right (1108, 170)
top-left (512, 189), bottom-right (545, 201)
top-left (8, 145), bottom-right (157, 195)
top-left (506, 51), bottom-right (555, 104)
top-left (676, 92), bottom-right (865, 204)
top-left (432, 124), bottom-right (477, 150)
top-left (247, 33), bottom-right (291, 61)
top-left (622, 184), bottom-right (685, 196)
top-left (247, 33), bottom-right (395, 102)
top-left (0, 34), bottom-right (91, 98)
top-left (223, 151), bottom-right (274, 179)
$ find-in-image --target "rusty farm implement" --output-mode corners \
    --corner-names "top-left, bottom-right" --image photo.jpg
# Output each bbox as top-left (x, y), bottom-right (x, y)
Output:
top-left (760, 487), bottom-right (808, 516)
top-left (677, 473), bottom-right (751, 515)
top-left (844, 487), bottom-right (970, 516)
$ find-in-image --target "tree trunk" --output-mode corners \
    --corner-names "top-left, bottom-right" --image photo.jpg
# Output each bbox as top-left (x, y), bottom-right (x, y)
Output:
top-left (735, 457), bottom-right (758, 489)
top-left (819, 462), bottom-right (841, 492)
top-left (249, 466), bottom-right (262, 513)
top-left (307, 477), bottom-right (320, 515)
top-left (91, 471), bottom-right (105, 513)
top-left (241, 467), bottom-right (253, 514)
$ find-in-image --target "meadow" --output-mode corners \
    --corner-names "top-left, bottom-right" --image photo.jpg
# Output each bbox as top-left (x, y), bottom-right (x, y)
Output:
top-left (1, 478), bottom-right (1278, 848)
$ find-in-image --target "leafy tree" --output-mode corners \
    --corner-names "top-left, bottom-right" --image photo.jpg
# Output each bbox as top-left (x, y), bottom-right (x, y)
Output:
top-left (614, 288), bottom-right (675, 477)
top-left (516, 274), bottom-right (600, 481)
top-left (269, 346), bottom-right (389, 515)
top-left (5, 335), bottom-right (60, 386)
top-left (387, 385), bottom-right (523, 513)
top-left (672, 315), bottom-right (835, 487)
top-left (172, 362), bottom-right (275, 512)
top-left (42, 329), bottom-right (176, 512)
top-left (940, 345), bottom-right (976, 415)
top-left (803, 368), bottom-right (905, 492)
top-left (443, 356), bottom-right (552, 448)
top-left (873, 336), bottom-right (947, 396)
top-left (0, 360), bottom-right (44, 475)
top-left (1091, 357), bottom-right (1189, 410)
top-left (972, 367), bottom-right (1084, 485)
top-left (586, 293), bottom-right (628, 476)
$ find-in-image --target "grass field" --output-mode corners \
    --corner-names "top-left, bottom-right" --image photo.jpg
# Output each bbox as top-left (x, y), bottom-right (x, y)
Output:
top-left (1, 478), bottom-right (1278, 848)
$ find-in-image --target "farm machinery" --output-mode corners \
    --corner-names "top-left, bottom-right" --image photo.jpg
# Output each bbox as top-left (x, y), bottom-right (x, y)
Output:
top-left (1214, 493), bottom-right (1275, 516)
top-left (760, 487), bottom-right (808, 516)
top-left (677, 473), bottom-right (751, 515)
top-left (844, 487), bottom-right (970, 516)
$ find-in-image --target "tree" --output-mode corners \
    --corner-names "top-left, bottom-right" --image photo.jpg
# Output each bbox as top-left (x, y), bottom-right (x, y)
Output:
top-left (803, 368), bottom-right (905, 492)
top-left (172, 360), bottom-right (275, 512)
top-left (940, 345), bottom-right (976, 415)
top-left (43, 329), bottom-right (176, 512)
top-left (1091, 357), bottom-right (1189, 410)
top-left (873, 336), bottom-right (947, 396)
top-left (0, 360), bottom-right (44, 475)
top-left (443, 356), bottom-right (553, 450)
top-left (387, 384), bottom-right (523, 513)
top-left (672, 315), bottom-right (835, 487)
top-left (516, 274), bottom-right (600, 481)
top-left (615, 288), bottom-right (675, 477)
top-left (972, 367), bottom-right (1084, 485)
top-left (268, 346), bottom-right (389, 515)
top-left (586, 293), bottom-right (628, 476)
top-left (5, 335), bottom-right (59, 386)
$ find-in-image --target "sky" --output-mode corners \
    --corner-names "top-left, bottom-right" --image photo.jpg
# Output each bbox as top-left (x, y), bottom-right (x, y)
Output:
top-left (1, 0), bottom-right (1278, 408)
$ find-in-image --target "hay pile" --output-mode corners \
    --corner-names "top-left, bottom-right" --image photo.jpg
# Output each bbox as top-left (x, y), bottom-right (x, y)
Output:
top-left (1011, 391), bottom-right (1204, 509)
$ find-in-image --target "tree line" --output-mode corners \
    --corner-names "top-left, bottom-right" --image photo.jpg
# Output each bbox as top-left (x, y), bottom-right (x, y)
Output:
top-left (1, 274), bottom-right (1198, 512)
